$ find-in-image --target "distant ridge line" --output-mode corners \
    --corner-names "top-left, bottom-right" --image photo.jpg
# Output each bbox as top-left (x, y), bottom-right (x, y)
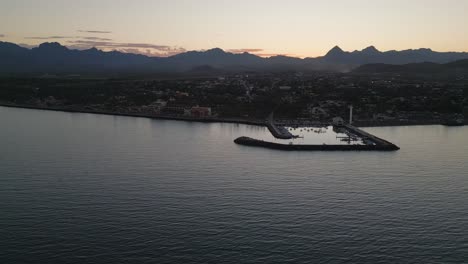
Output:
top-left (1, 41), bottom-right (468, 74)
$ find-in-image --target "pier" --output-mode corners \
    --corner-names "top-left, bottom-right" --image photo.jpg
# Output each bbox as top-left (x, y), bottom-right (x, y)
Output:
top-left (344, 124), bottom-right (397, 148)
top-left (234, 136), bottom-right (399, 151)
top-left (266, 113), bottom-right (295, 139)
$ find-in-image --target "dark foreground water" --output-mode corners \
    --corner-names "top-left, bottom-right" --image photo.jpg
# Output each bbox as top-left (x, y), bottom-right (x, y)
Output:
top-left (1, 106), bottom-right (467, 264)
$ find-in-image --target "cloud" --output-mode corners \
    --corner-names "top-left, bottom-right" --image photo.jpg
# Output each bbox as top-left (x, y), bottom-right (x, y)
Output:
top-left (23, 35), bottom-right (113, 42)
top-left (117, 48), bottom-right (173, 57)
top-left (227, 48), bottom-right (264, 54)
top-left (0, 34), bottom-right (5, 38)
top-left (78, 30), bottom-right (112, 34)
top-left (82, 37), bottom-right (113, 41)
top-left (66, 40), bottom-right (186, 57)
top-left (225, 48), bottom-right (294, 58)
top-left (256, 53), bottom-right (295, 58)
top-left (25, 36), bottom-right (76, 40)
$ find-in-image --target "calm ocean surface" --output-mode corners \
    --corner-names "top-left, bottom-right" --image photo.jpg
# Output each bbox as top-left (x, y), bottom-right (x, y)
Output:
top-left (1, 106), bottom-right (467, 264)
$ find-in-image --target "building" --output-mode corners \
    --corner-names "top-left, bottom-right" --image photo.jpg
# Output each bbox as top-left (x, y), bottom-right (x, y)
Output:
top-left (191, 107), bottom-right (212, 117)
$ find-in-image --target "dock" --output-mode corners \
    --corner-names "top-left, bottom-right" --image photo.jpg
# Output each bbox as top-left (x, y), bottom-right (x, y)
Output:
top-left (266, 113), bottom-right (295, 139)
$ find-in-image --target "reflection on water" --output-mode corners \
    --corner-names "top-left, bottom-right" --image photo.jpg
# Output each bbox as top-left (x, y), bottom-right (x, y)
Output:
top-left (286, 126), bottom-right (366, 145)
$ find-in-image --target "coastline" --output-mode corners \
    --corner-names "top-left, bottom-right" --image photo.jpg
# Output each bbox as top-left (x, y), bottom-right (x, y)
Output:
top-left (0, 103), bottom-right (463, 128)
top-left (0, 103), bottom-right (266, 127)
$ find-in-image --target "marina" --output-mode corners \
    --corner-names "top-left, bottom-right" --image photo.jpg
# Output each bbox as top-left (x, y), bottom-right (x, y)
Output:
top-left (235, 124), bottom-right (399, 151)
top-left (237, 109), bottom-right (400, 151)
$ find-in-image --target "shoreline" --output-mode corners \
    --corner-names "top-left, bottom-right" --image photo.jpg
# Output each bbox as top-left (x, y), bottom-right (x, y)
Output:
top-left (0, 103), bottom-right (266, 127)
top-left (0, 103), bottom-right (463, 128)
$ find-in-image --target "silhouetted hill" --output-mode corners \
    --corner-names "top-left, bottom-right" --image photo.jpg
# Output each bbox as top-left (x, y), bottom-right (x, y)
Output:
top-left (324, 46), bottom-right (346, 60)
top-left (353, 59), bottom-right (468, 75)
top-left (169, 48), bottom-right (265, 69)
top-left (1, 41), bottom-right (468, 75)
top-left (446, 59), bottom-right (468, 68)
top-left (0, 41), bottom-right (157, 74)
top-left (321, 46), bottom-right (468, 65)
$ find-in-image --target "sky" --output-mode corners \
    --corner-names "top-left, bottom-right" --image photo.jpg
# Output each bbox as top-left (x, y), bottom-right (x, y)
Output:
top-left (0, 0), bottom-right (467, 58)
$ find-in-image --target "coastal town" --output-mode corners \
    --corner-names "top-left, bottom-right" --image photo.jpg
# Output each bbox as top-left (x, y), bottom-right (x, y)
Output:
top-left (0, 71), bottom-right (466, 126)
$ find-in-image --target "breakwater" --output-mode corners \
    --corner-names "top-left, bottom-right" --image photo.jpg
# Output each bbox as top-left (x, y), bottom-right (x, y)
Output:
top-left (345, 125), bottom-right (398, 148)
top-left (266, 122), bottom-right (295, 139)
top-left (234, 136), bottom-right (399, 151)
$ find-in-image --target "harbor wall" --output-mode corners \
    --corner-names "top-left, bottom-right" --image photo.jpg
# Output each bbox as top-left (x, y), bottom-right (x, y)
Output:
top-left (234, 137), bottom-right (400, 151)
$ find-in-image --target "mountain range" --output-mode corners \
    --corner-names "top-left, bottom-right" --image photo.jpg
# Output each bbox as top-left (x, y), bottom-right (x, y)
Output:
top-left (1, 41), bottom-right (468, 75)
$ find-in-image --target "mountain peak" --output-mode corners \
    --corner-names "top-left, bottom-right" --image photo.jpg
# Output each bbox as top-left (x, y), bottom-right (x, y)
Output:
top-left (85, 47), bottom-right (100, 53)
top-left (0, 41), bottom-right (27, 54)
top-left (37, 42), bottom-right (68, 51)
top-left (362, 46), bottom-right (379, 53)
top-left (325, 45), bottom-right (345, 57)
top-left (330, 45), bottom-right (343, 52)
top-left (0, 41), bottom-right (21, 48)
top-left (417, 48), bottom-right (433, 52)
top-left (205, 48), bottom-right (226, 54)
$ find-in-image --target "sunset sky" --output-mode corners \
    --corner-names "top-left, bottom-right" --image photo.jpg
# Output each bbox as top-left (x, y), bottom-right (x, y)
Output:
top-left (1, 0), bottom-right (467, 58)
